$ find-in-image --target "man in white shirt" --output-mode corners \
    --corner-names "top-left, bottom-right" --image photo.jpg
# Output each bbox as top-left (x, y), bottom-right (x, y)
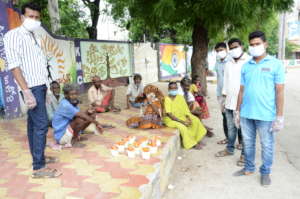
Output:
top-left (215, 38), bottom-right (250, 166)
top-left (88, 76), bottom-right (120, 112)
top-left (126, 74), bottom-right (144, 108)
top-left (3, 2), bottom-right (60, 178)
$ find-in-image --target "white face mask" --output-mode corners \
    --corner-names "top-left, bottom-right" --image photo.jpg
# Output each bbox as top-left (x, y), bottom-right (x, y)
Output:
top-left (248, 44), bottom-right (265, 57)
top-left (22, 17), bottom-right (41, 32)
top-left (229, 47), bottom-right (243, 58)
top-left (216, 50), bottom-right (227, 59)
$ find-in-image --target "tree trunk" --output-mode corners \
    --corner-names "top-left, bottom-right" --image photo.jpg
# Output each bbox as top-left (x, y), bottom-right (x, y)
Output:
top-left (86, 0), bottom-right (100, 39)
top-left (191, 20), bottom-right (209, 96)
top-left (48, 0), bottom-right (61, 33)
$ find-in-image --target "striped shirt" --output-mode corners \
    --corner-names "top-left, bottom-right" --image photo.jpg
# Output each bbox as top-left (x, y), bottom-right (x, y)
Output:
top-left (3, 25), bottom-right (48, 88)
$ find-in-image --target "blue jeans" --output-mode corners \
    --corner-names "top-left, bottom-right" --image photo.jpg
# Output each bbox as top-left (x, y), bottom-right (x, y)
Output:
top-left (240, 117), bottom-right (274, 175)
top-left (27, 85), bottom-right (49, 170)
top-left (225, 109), bottom-right (244, 155)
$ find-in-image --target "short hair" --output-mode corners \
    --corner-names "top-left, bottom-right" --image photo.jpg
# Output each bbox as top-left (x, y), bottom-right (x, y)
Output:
top-left (21, 2), bottom-right (41, 15)
top-left (133, 73), bottom-right (142, 80)
top-left (192, 75), bottom-right (200, 83)
top-left (249, 30), bottom-right (266, 42)
top-left (228, 38), bottom-right (242, 47)
top-left (180, 77), bottom-right (191, 86)
top-left (168, 81), bottom-right (177, 88)
top-left (215, 42), bottom-right (227, 50)
top-left (63, 83), bottom-right (79, 95)
top-left (50, 81), bottom-right (59, 87)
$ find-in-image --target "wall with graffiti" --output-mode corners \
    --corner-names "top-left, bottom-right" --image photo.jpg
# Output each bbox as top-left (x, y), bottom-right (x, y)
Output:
top-left (80, 41), bottom-right (132, 82)
top-left (159, 43), bottom-right (187, 80)
top-left (36, 28), bottom-right (77, 84)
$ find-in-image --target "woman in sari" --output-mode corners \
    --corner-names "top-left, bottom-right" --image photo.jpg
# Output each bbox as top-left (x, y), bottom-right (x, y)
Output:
top-left (163, 82), bottom-right (207, 149)
top-left (126, 85), bottom-right (164, 129)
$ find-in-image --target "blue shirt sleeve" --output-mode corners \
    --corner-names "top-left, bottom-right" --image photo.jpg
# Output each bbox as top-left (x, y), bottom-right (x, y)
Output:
top-left (274, 61), bottom-right (285, 84)
top-left (60, 100), bottom-right (79, 120)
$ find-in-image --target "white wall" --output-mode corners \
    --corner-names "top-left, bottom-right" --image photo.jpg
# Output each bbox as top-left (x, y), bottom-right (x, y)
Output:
top-left (133, 43), bottom-right (159, 84)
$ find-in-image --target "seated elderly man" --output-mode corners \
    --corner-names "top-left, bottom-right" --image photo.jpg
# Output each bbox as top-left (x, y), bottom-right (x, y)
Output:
top-left (46, 81), bottom-right (64, 125)
top-left (52, 83), bottom-right (104, 148)
top-left (88, 76), bottom-right (120, 113)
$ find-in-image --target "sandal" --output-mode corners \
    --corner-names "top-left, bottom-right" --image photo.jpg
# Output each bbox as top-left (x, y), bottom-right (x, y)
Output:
top-left (237, 155), bottom-right (245, 167)
top-left (215, 149), bottom-right (233, 157)
top-left (32, 168), bottom-right (62, 178)
top-left (45, 156), bottom-right (58, 164)
top-left (102, 124), bottom-right (115, 129)
top-left (206, 130), bottom-right (214, 137)
top-left (217, 139), bottom-right (228, 145)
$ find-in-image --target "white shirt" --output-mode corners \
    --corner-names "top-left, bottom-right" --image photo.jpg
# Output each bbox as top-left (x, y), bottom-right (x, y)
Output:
top-left (222, 53), bottom-right (250, 110)
top-left (126, 83), bottom-right (144, 102)
top-left (3, 25), bottom-right (48, 88)
top-left (178, 86), bottom-right (195, 102)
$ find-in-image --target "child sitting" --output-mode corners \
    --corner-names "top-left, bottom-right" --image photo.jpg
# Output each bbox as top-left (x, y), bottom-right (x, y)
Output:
top-left (52, 83), bottom-right (104, 148)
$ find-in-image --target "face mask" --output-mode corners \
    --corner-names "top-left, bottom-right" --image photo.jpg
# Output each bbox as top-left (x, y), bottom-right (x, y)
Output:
top-left (168, 90), bottom-right (178, 96)
top-left (248, 44), bottom-right (265, 57)
top-left (229, 47), bottom-right (243, 58)
top-left (22, 17), bottom-right (41, 32)
top-left (216, 50), bottom-right (227, 59)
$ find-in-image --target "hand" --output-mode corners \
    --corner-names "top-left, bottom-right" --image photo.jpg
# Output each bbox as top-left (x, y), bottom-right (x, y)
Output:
top-left (270, 116), bottom-right (284, 132)
top-left (233, 111), bottom-right (240, 129)
top-left (184, 115), bottom-right (192, 126)
top-left (23, 89), bottom-right (37, 109)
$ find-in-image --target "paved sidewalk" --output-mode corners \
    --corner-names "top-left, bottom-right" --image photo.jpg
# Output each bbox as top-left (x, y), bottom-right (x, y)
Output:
top-left (164, 83), bottom-right (300, 199)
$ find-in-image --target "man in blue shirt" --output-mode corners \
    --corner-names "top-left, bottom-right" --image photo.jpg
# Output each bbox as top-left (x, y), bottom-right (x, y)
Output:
top-left (52, 84), bottom-right (104, 148)
top-left (235, 31), bottom-right (285, 186)
top-left (214, 42), bottom-right (229, 145)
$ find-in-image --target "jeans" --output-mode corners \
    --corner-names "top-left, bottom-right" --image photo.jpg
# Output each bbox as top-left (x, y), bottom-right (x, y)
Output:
top-left (27, 85), bottom-right (49, 170)
top-left (240, 117), bottom-right (274, 175)
top-left (222, 112), bottom-right (228, 139)
top-left (225, 109), bottom-right (244, 155)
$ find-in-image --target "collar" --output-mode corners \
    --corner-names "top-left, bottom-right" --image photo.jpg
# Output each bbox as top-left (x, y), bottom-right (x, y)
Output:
top-left (218, 56), bottom-right (229, 63)
top-left (19, 25), bottom-right (32, 35)
top-left (249, 55), bottom-right (272, 64)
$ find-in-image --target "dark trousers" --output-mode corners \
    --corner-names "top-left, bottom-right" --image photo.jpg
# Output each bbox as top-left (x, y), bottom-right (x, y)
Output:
top-left (27, 85), bottom-right (49, 170)
top-left (222, 112), bottom-right (228, 139)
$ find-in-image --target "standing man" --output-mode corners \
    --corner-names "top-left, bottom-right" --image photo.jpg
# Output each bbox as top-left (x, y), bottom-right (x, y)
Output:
top-left (214, 42), bottom-right (229, 145)
top-left (4, 2), bottom-right (61, 178)
top-left (216, 38), bottom-right (249, 167)
top-left (235, 31), bottom-right (285, 186)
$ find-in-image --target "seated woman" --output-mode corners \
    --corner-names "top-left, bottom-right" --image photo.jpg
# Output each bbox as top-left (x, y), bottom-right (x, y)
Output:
top-left (126, 73), bottom-right (144, 109)
top-left (190, 75), bottom-right (210, 119)
top-left (163, 82), bottom-right (207, 149)
top-left (53, 83), bottom-right (105, 148)
top-left (180, 77), bottom-right (214, 137)
top-left (126, 85), bottom-right (164, 129)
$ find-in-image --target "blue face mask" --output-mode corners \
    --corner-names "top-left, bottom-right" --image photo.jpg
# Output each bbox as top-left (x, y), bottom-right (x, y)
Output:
top-left (169, 89), bottom-right (178, 96)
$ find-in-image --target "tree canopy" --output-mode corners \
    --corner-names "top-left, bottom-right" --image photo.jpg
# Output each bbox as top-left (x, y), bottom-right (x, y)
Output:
top-left (108, 0), bottom-right (293, 92)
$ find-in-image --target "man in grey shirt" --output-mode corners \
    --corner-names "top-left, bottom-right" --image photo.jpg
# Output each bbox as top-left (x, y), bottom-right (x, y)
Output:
top-left (214, 42), bottom-right (229, 145)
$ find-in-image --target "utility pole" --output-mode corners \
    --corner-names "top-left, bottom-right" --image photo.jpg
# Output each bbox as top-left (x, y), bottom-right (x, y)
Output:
top-left (278, 13), bottom-right (286, 60)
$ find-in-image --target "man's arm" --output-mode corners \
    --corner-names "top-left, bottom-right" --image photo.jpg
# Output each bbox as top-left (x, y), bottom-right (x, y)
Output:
top-left (275, 84), bottom-right (284, 116)
top-left (236, 85), bottom-right (244, 112)
top-left (11, 68), bottom-right (29, 90)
